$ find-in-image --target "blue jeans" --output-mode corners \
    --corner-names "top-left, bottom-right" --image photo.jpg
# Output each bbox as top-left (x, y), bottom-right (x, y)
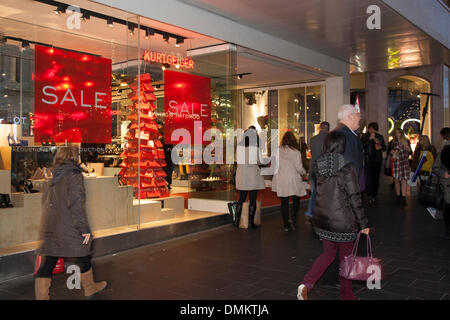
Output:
top-left (305, 179), bottom-right (316, 217)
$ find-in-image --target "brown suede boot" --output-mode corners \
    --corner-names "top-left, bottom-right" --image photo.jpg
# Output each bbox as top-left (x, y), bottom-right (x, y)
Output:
top-left (35, 277), bottom-right (52, 300)
top-left (80, 268), bottom-right (107, 299)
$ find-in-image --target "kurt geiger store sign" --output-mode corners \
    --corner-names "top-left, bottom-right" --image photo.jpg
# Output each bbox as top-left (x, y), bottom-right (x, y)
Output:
top-left (143, 50), bottom-right (194, 70)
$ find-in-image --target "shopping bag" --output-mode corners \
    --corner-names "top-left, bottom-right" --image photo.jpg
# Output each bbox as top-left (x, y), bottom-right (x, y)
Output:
top-left (34, 256), bottom-right (65, 276)
top-left (239, 201), bottom-right (261, 228)
top-left (339, 232), bottom-right (382, 281)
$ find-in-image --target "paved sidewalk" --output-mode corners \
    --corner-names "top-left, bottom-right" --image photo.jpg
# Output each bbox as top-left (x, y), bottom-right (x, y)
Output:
top-left (1, 177), bottom-right (450, 300)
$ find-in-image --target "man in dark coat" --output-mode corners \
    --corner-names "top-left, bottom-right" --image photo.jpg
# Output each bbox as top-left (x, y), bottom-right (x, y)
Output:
top-left (322, 104), bottom-right (364, 290)
top-left (305, 121), bottom-right (330, 218)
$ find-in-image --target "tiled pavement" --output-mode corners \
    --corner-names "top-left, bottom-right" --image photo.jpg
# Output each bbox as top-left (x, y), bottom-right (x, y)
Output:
top-left (1, 177), bottom-right (450, 300)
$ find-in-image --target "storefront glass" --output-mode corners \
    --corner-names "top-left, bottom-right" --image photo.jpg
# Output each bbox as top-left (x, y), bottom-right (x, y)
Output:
top-left (0, 0), bottom-right (233, 253)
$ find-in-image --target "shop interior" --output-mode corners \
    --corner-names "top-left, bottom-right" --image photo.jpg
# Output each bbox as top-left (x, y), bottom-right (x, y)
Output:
top-left (0, 0), bottom-right (331, 255)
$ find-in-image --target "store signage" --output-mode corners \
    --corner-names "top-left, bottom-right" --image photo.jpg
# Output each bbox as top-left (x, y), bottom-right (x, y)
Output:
top-left (34, 45), bottom-right (112, 144)
top-left (143, 50), bottom-right (194, 70)
top-left (164, 70), bottom-right (210, 144)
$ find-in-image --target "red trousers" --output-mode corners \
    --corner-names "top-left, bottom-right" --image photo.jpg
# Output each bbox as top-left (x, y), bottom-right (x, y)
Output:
top-left (302, 239), bottom-right (356, 300)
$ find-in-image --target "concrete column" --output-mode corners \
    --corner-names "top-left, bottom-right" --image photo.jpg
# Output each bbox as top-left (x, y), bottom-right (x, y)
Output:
top-left (325, 75), bottom-right (350, 130)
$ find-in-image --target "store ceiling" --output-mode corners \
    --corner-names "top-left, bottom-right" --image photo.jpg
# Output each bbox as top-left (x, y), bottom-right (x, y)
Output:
top-left (180, 0), bottom-right (449, 73)
top-left (0, 0), bottom-right (223, 62)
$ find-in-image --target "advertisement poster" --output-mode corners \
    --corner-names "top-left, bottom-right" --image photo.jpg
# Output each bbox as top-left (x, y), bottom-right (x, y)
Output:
top-left (34, 45), bottom-right (112, 144)
top-left (164, 70), bottom-right (211, 144)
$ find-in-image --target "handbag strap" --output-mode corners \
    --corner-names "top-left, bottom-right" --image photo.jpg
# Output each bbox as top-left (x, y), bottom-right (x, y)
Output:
top-left (366, 234), bottom-right (373, 258)
top-left (351, 232), bottom-right (362, 257)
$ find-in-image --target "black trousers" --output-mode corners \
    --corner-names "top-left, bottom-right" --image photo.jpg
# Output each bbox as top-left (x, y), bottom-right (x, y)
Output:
top-left (35, 255), bottom-right (91, 278)
top-left (239, 190), bottom-right (258, 208)
top-left (280, 196), bottom-right (300, 229)
top-left (365, 163), bottom-right (382, 198)
top-left (445, 203), bottom-right (450, 232)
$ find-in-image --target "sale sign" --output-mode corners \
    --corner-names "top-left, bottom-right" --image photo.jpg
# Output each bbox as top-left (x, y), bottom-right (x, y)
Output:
top-left (34, 45), bottom-right (112, 144)
top-left (164, 70), bottom-right (211, 144)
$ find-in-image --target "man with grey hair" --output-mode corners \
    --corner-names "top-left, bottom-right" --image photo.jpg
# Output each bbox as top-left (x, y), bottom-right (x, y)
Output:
top-left (336, 104), bottom-right (364, 177)
top-left (321, 104), bottom-right (364, 291)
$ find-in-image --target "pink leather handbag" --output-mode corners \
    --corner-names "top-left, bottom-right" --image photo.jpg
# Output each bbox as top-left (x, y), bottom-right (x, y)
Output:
top-left (339, 232), bottom-right (382, 281)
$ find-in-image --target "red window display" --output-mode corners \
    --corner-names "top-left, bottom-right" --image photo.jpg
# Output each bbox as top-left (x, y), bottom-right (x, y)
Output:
top-left (34, 45), bottom-right (112, 144)
top-left (164, 70), bottom-right (211, 144)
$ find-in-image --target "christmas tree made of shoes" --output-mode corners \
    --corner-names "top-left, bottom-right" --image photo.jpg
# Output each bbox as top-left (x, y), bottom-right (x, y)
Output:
top-left (119, 73), bottom-right (169, 199)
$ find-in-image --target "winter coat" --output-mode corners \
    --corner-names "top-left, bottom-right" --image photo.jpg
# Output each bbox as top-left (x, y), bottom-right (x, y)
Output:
top-left (313, 153), bottom-right (369, 242)
top-left (309, 130), bottom-right (328, 180)
top-left (235, 146), bottom-right (266, 191)
top-left (434, 144), bottom-right (450, 204)
top-left (336, 124), bottom-right (364, 178)
top-left (38, 161), bottom-right (92, 257)
top-left (361, 132), bottom-right (387, 167)
top-left (271, 146), bottom-right (307, 197)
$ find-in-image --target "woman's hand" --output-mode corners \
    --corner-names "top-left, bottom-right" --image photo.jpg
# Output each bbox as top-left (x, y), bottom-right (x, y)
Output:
top-left (82, 233), bottom-right (91, 245)
top-left (445, 172), bottom-right (449, 179)
top-left (361, 228), bottom-right (370, 235)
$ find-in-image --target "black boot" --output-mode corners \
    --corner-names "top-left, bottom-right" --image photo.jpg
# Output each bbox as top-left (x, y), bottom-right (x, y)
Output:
top-left (0, 194), bottom-right (13, 208)
top-left (401, 196), bottom-right (407, 206)
top-left (248, 204), bottom-right (258, 228)
top-left (234, 203), bottom-right (243, 227)
top-left (396, 195), bottom-right (401, 204)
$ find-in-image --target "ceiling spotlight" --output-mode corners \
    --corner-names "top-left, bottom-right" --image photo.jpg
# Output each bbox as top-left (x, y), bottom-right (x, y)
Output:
top-left (175, 37), bottom-right (184, 47)
top-left (21, 40), bottom-right (30, 51)
top-left (81, 11), bottom-right (90, 21)
top-left (128, 25), bottom-right (135, 36)
top-left (163, 33), bottom-right (170, 43)
top-left (237, 74), bottom-right (243, 80)
top-left (144, 28), bottom-right (154, 40)
top-left (54, 4), bottom-right (66, 15)
top-left (107, 17), bottom-right (114, 28)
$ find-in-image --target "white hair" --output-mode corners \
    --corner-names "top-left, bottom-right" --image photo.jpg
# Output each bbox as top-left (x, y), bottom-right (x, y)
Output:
top-left (337, 104), bottom-right (358, 121)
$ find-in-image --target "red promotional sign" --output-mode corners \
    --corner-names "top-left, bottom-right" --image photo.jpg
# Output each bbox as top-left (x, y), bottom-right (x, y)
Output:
top-left (34, 45), bottom-right (112, 144)
top-left (164, 70), bottom-right (211, 144)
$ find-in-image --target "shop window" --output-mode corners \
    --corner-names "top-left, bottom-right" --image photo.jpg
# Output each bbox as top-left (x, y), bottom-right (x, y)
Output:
top-left (388, 76), bottom-right (431, 149)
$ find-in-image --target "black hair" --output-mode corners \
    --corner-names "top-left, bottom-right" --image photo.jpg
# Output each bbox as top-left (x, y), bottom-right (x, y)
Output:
top-left (440, 127), bottom-right (450, 140)
top-left (368, 122), bottom-right (379, 131)
top-left (242, 127), bottom-right (260, 147)
top-left (320, 121), bottom-right (330, 131)
top-left (323, 131), bottom-right (346, 154)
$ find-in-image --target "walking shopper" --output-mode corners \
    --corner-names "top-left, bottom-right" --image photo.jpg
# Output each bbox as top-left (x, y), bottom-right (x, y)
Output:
top-left (437, 145), bottom-right (450, 239)
top-left (35, 146), bottom-right (107, 300)
top-left (361, 122), bottom-right (386, 204)
top-left (322, 104), bottom-right (364, 290)
top-left (297, 131), bottom-right (370, 300)
top-left (235, 126), bottom-right (266, 228)
top-left (412, 135), bottom-right (437, 177)
top-left (272, 131), bottom-right (307, 231)
top-left (305, 121), bottom-right (330, 218)
top-left (390, 128), bottom-right (412, 206)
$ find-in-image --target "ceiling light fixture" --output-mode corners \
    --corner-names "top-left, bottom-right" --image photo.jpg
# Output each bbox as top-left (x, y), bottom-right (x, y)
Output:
top-left (54, 4), bottom-right (66, 15)
top-left (128, 25), bottom-right (135, 36)
top-left (175, 37), bottom-right (184, 47)
top-left (163, 33), bottom-right (170, 43)
top-left (144, 28), bottom-right (154, 40)
top-left (21, 40), bottom-right (29, 51)
top-left (237, 74), bottom-right (243, 80)
top-left (81, 11), bottom-right (90, 21)
top-left (107, 17), bottom-right (114, 28)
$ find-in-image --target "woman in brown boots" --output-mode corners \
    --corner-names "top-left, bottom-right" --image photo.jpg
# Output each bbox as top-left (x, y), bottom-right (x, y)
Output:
top-left (35, 146), bottom-right (107, 300)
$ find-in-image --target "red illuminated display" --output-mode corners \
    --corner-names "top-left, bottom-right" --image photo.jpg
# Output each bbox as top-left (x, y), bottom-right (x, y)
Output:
top-left (143, 50), bottom-right (194, 70)
top-left (34, 45), bottom-right (112, 144)
top-left (164, 70), bottom-right (211, 144)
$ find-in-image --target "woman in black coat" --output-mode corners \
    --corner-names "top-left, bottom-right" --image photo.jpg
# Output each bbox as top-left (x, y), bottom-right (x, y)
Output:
top-left (297, 131), bottom-right (369, 300)
top-left (35, 146), bottom-right (107, 300)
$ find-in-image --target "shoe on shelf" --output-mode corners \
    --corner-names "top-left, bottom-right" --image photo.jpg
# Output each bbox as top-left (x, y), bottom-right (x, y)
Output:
top-left (297, 284), bottom-right (307, 300)
top-left (284, 228), bottom-right (289, 232)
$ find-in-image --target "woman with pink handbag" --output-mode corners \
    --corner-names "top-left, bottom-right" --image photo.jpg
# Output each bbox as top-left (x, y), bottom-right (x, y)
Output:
top-left (297, 131), bottom-right (369, 300)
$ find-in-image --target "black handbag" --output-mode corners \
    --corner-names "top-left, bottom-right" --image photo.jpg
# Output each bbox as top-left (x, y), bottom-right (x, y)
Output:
top-left (419, 174), bottom-right (444, 208)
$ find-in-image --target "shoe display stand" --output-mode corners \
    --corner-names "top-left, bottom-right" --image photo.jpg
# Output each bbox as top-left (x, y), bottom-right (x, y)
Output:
top-left (119, 73), bottom-right (169, 199)
top-left (133, 196), bottom-right (185, 224)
